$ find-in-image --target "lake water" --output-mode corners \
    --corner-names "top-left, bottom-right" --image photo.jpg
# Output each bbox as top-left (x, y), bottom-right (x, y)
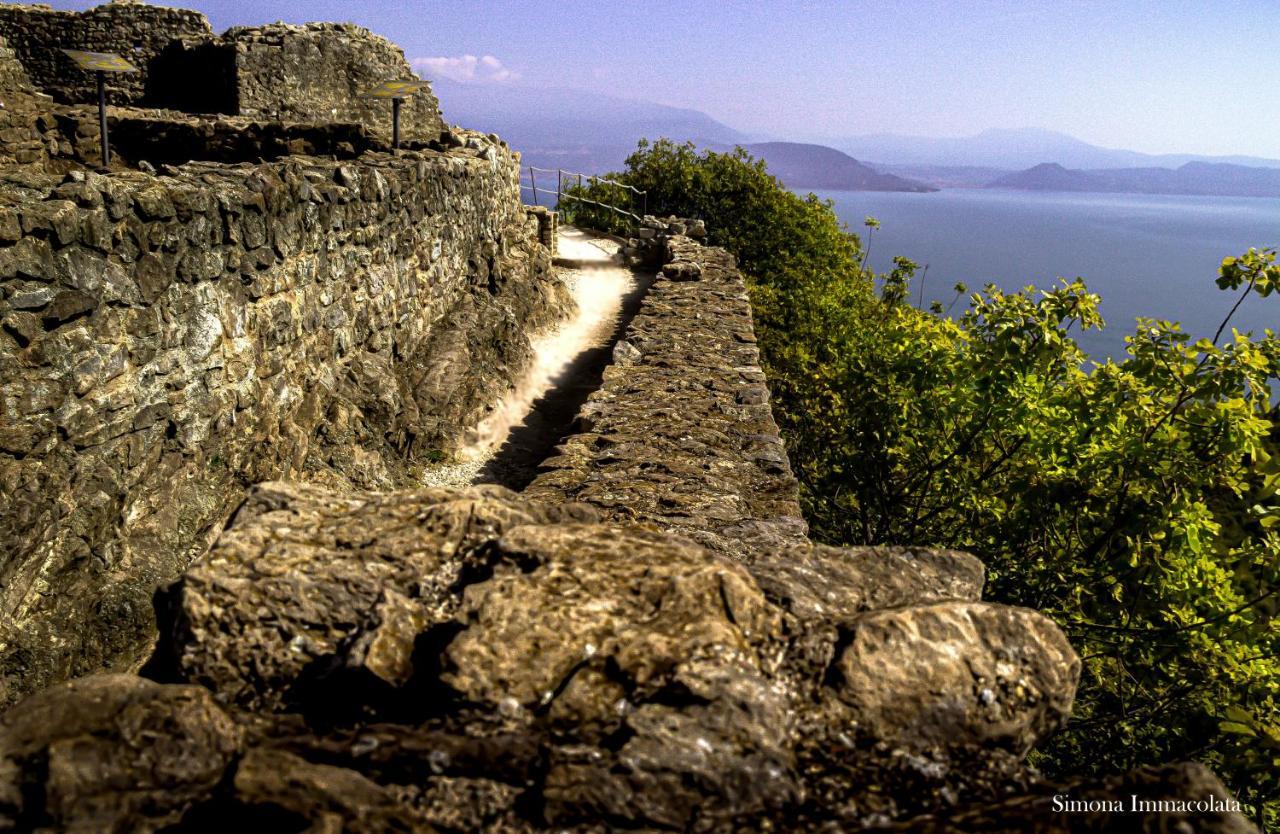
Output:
top-left (815, 189), bottom-right (1280, 361)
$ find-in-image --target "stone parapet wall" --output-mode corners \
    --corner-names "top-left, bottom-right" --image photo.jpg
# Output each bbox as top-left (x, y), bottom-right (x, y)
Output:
top-left (0, 130), bottom-right (570, 705)
top-left (526, 204), bottom-right (557, 256)
top-left (526, 232), bottom-right (808, 558)
top-left (0, 3), bottom-right (214, 106)
top-left (0, 99), bottom-right (58, 168)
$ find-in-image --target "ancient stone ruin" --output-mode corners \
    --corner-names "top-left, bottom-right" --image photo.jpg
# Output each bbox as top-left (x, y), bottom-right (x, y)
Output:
top-left (0, 3), bottom-right (1257, 832)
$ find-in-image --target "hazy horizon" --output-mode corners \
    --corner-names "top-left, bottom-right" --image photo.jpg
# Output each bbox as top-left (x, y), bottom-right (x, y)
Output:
top-left (28, 0), bottom-right (1280, 159)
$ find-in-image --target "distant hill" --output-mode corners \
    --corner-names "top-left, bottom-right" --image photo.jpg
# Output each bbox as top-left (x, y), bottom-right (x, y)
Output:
top-left (738, 142), bottom-right (935, 192)
top-left (864, 162), bottom-right (1011, 189)
top-left (988, 160), bottom-right (1280, 197)
top-left (831, 127), bottom-right (1280, 172)
top-left (432, 80), bottom-right (748, 174)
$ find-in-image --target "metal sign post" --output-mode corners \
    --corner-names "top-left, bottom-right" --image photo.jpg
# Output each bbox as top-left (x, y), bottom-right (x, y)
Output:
top-left (365, 79), bottom-right (431, 151)
top-left (392, 96), bottom-right (402, 149)
top-left (62, 50), bottom-right (137, 168)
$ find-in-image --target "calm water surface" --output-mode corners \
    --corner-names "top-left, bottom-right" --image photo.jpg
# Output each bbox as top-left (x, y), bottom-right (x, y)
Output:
top-left (816, 189), bottom-right (1280, 361)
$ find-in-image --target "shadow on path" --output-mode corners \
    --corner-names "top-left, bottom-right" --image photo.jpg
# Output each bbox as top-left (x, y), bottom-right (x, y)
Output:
top-left (475, 263), bottom-right (655, 491)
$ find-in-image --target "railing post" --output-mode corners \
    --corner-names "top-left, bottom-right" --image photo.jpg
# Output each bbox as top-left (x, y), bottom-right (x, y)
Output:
top-left (529, 166), bottom-right (539, 206)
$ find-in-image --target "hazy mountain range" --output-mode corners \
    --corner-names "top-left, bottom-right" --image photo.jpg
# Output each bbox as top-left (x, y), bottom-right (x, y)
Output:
top-left (433, 81), bottom-right (1280, 197)
top-left (435, 79), bottom-right (747, 174)
top-left (988, 161), bottom-right (1280, 197)
top-left (830, 127), bottom-right (1280, 171)
top-left (729, 143), bottom-right (935, 192)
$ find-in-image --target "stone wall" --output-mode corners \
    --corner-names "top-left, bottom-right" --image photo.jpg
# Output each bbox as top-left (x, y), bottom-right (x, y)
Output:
top-left (0, 131), bottom-right (570, 705)
top-left (0, 6), bottom-right (444, 143)
top-left (0, 34), bottom-right (32, 94)
top-left (0, 3), bottom-right (214, 106)
top-left (0, 33), bottom-right (51, 169)
top-left (526, 231), bottom-right (809, 559)
top-left (223, 23), bottom-right (444, 142)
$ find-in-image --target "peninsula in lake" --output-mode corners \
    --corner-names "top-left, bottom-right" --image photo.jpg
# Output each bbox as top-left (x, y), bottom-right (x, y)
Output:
top-left (985, 161), bottom-right (1280, 198)
top-left (736, 142), bottom-right (936, 192)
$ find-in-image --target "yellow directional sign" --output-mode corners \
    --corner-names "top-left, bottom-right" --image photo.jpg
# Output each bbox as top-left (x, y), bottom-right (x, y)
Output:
top-left (62, 50), bottom-right (138, 73)
top-left (366, 79), bottom-right (430, 99)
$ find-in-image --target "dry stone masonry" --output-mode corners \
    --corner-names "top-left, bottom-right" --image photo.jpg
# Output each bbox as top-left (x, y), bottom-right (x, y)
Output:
top-left (0, 4), bottom-right (443, 143)
top-left (0, 2), bottom-right (212, 107)
top-left (0, 136), bottom-right (568, 706)
top-left (0, 35), bottom-right (31, 95)
top-left (220, 23), bottom-right (444, 141)
top-left (527, 232), bottom-right (810, 559)
top-left (0, 3), bottom-right (1257, 832)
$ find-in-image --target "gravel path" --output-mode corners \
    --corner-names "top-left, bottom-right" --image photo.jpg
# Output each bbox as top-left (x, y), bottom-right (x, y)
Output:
top-left (420, 227), bottom-right (649, 489)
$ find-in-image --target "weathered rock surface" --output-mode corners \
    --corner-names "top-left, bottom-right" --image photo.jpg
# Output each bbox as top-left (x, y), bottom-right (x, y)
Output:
top-left (526, 236), bottom-right (810, 561)
top-left (827, 601), bottom-right (1079, 753)
top-left (0, 479), bottom-right (1245, 831)
top-left (0, 127), bottom-right (571, 705)
top-left (750, 543), bottom-right (986, 621)
top-left (152, 481), bottom-right (596, 714)
top-left (0, 484), bottom-right (1018, 829)
top-left (0, 674), bottom-right (241, 833)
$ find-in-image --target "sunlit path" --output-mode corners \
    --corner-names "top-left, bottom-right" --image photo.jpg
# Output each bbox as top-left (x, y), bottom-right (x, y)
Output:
top-left (421, 226), bottom-right (652, 488)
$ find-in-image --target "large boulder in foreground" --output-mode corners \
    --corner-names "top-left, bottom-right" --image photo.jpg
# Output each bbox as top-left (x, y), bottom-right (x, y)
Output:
top-left (150, 482), bottom-right (597, 715)
top-left (444, 523), bottom-right (795, 828)
top-left (827, 601), bottom-right (1080, 754)
top-left (0, 484), bottom-right (1250, 833)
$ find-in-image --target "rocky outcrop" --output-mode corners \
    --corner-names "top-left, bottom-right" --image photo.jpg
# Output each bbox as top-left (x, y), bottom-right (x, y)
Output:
top-left (0, 675), bottom-right (241, 832)
top-left (0, 130), bottom-right (571, 706)
top-left (0, 480), bottom-right (1245, 832)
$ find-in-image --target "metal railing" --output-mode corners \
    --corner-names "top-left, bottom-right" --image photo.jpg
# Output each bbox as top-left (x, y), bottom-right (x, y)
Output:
top-left (521, 166), bottom-right (647, 225)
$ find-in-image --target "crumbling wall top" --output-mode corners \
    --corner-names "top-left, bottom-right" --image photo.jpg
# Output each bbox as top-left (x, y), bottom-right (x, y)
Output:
top-left (222, 22), bottom-right (443, 141)
top-left (0, 2), bottom-right (213, 106)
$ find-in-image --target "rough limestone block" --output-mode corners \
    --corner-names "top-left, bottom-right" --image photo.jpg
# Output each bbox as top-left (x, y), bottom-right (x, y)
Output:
top-left (444, 522), bottom-right (797, 828)
top-left (750, 543), bottom-right (986, 621)
top-left (445, 523), bottom-right (780, 714)
top-left (154, 481), bottom-right (595, 713)
top-left (828, 601), bottom-right (1080, 754)
top-left (0, 674), bottom-right (241, 832)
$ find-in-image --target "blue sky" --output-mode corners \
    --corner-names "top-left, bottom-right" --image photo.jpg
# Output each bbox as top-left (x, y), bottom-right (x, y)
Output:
top-left (35, 0), bottom-right (1280, 157)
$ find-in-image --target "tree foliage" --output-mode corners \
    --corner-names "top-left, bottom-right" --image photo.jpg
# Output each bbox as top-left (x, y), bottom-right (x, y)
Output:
top-left (573, 140), bottom-right (1280, 830)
